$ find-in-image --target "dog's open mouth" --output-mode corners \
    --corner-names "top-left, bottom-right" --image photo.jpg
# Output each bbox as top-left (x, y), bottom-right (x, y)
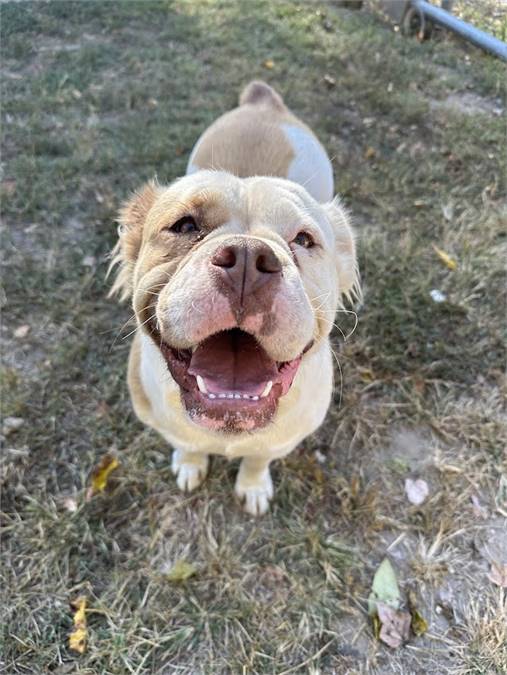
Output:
top-left (155, 328), bottom-right (308, 432)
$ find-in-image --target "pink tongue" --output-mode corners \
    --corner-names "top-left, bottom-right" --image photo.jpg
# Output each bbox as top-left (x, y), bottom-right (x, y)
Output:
top-left (188, 330), bottom-right (278, 395)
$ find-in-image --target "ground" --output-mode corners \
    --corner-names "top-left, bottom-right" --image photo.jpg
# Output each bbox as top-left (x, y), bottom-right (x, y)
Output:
top-left (1, 1), bottom-right (506, 673)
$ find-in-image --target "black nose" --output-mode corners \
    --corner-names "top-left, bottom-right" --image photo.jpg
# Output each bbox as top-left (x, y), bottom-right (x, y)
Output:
top-left (211, 238), bottom-right (282, 299)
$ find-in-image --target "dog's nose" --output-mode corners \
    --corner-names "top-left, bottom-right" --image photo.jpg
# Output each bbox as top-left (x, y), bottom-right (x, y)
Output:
top-left (211, 238), bottom-right (282, 299)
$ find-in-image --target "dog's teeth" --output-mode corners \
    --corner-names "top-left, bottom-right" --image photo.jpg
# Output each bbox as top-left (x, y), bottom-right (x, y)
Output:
top-left (196, 375), bottom-right (208, 394)
top-left (252, 395), bottom-right (259, 401)
top-left (242, 394), bottom-right (250, 399)
top-left (260, 381), bottom-right (273, 398)
top-left (208, 393), bottom-right (216, 399)
top-left (218, 394), bottom-right (226, 399)
top-left (234, 394), bottom-right (241, 399)
top-left (227, 393), bottom-right (234, 399)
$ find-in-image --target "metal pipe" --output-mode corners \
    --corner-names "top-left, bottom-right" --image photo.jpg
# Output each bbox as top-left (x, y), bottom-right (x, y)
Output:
top-left (412, 0), bottom-right (507, 61)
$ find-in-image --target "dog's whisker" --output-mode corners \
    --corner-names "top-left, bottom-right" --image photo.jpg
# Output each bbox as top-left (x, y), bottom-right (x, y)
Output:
top-left (121, 311), bottom-right (157, 341)
top-left (328, 343), bottom-right (343, 409)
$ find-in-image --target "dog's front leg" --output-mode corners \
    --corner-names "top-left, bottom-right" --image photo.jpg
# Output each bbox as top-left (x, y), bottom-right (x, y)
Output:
top-left (235, 456), bottom-right (274, 516)
top-left (171, 448), bottom-right (209, 492)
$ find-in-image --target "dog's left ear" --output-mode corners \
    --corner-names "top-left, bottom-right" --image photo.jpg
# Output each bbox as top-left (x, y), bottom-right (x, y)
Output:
top-left (108, 180), bottom-right (160, 301)
top-left (324, 198), bottom-right (361, 304)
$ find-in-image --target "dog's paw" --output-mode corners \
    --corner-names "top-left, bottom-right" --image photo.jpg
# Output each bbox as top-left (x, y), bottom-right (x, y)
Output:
top-left (235, 468), bottom-right (273, 516)
top-left (171, 450), bottom-right (209, 492)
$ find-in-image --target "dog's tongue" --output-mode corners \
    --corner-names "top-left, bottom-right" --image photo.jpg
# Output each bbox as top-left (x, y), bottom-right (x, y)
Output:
top-left (188, 330), bottom-right (278, 395)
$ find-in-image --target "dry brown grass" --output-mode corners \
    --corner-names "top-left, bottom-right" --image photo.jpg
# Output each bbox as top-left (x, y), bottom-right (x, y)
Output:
top-left (1, 0), bottom-right (506, 673)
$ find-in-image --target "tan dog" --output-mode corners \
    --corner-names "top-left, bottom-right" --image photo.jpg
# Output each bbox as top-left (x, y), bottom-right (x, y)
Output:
top-left (110, 81), bottom-right (359, 515)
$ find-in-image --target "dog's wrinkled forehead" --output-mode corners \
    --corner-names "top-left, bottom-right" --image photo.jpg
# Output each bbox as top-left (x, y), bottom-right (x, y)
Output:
top-left (145, 170), bottom-right (332, 242)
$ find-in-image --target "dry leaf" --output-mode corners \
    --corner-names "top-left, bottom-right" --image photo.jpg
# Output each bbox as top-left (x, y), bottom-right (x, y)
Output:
top-left (323, 74), bottom-right (336, 88)
top-left (488, 561), bottom-right (507, 588)
top-left (14, 324), bottom-right (31, 339)
top-left (165, 559), bottom-right (197, 582)
top-left (364, 146), bottom-right (376, 159)
top-left (2, 416), bottom-right (25, 436)
top-left (63, 497), bottom-right (78, 513)
top-left (69, 596), bottom-right (87, 654)
top-left (432, 244), bottom-right (457, 270)
top-left (82, 255), bottom-right (96, 268)
top-left (377, 602), bottom-right (411, 648)
top-left (410, 608), bottom-right (428, 636)
top-left (263, 59), bottom-right (274, 69)
top-left (405, 478), bottom-right (429, 506)
top-left (430, 289), bottom-right (447, 303)
top-left (86, 453), bottom-right (119, 499)
top-left (368, 558), bottom-right (401, 615)
top-left (495, 475), bottom-right (507, 516)
top-left (470, 494), bottom-right (488, 519)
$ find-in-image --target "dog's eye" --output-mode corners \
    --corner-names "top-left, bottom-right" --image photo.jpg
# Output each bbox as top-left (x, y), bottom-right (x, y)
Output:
top-left (292, 231), bottom-right (315, 249)
top-left (169, 216), bottom-right (199, 235)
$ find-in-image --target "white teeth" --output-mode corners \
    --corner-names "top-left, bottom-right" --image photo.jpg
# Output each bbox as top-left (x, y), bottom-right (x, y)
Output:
top-left (196, 375), bottom-right (208, 394)
top-left (260, 381), bottom-right (273, 398)
top-left (206, 391), bottom-right (264, 401)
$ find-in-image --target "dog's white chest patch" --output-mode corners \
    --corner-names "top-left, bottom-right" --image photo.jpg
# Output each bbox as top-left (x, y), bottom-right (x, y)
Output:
top-left (281, 123), bottom-right (334, 203)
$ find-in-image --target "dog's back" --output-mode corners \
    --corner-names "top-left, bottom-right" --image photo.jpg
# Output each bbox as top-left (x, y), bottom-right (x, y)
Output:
top-left (186, 81), bottom-right (334, 203)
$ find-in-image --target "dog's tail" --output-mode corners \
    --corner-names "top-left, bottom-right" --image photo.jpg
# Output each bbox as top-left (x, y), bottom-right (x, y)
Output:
top-left (239, 80), bottom-right (286, 111)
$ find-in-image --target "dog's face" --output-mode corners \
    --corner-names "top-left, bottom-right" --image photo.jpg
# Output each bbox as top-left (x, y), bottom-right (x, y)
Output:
top-left (111, 171), bottom-right (358, 432)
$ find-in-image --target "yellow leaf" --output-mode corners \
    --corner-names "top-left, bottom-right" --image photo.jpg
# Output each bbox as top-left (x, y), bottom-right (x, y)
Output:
top-left (90, 453), bottom-right (119, 494)
top-left (432, 244), bottom-right (457, 270)
top-left (263, 59), bottom-right (275, 69)
top-left (165, 559), bottom-right (197, 582)
top-left (410, 608), bottom-right (428, 636)
top-left (69, 597), bottom-right (87, 654)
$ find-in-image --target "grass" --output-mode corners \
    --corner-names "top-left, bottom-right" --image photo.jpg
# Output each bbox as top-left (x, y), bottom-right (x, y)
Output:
top-left (1, 1), bottom-right (506, 673)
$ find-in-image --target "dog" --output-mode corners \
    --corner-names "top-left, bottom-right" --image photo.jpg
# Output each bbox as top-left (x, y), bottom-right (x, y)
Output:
top-left (110, 81), bottom-right (359, 515)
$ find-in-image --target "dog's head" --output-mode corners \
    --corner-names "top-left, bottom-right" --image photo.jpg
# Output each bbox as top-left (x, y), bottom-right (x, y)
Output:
top-left (110, 171), bottom-right (359, 432)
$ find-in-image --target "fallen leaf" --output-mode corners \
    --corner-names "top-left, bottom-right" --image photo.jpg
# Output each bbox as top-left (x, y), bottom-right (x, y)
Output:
top-left (82, 255), bottom-right (96, 268)
top-left (86, 453), bottom-right (119, 499)
top-left (364, 146), bottom-right (376, 159)
top-left (63, 497), bottom-right (78, 513)
top-left (14, 324), bottom-right (30, 339)
top-left (430, 289), bottom-right (447, 303)
top-left (405, 478), bottom-right (429, 506)
top-left (495, 475), bottom-right (507, 516)
top-left (314, 450), bottom-right (326, 464)
top-left (359, 367), bottom-right (375, 382)
top-left (442, 202), bottom-right (454, 221)
top-left (263, 59), bottom-right (274, 69)
top-left (69, 596), bottom-right (87, 654)
top-left (323, 74), bottom-right (336, 88)
top-left (165, 559), bottom-right (197, 582)
top-left (377, 602), bottom-right (411, 648)
top-left (368, 557), bottom-right (401, 615)
top-left (407, 589), bottom-right (428, 636)
top-left (470, 494), bottom-right (488, 519)
top-left (2, 416), bottom-right (25, 436)
top-left (432, 244), bottom-right (457, 270)
top-left (488, 561), bottom-right (507, 588)
top-left (1, 179), bottom-right (17, 195)
top-left (410, 608), bottom-right (428, 636)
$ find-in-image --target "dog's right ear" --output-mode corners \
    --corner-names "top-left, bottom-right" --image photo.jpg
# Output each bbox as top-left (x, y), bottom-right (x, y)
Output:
top-left (108, 180), bottom-right (159, 301)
